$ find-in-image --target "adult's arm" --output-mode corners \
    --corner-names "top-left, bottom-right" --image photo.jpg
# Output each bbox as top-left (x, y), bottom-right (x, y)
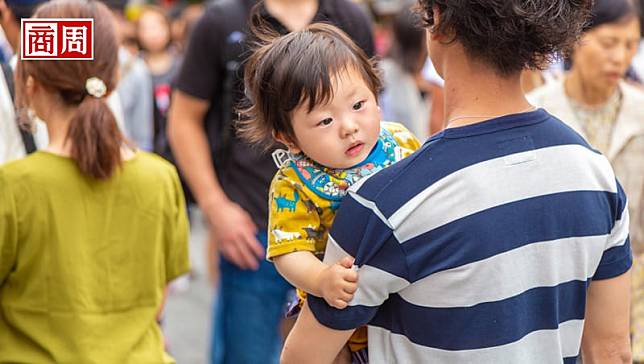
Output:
top-left (168, 8), bottom-right (263, 270)
top-left (581, 270), bottom-right (632, 363)
top-left (284, 187), bottom-right (410, 359)
top-left (167, 91), bottom-right (225, 222)
top-left (581, 180), bottom-right (633, 363)
top-left (281, 301), bottom-right (355, 364)
top-left (167, 91), bottom-right (263, 270)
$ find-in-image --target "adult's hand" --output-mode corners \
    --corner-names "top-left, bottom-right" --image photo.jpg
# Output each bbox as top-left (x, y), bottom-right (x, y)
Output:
top-left (206, 199), bottom-right (264, 270)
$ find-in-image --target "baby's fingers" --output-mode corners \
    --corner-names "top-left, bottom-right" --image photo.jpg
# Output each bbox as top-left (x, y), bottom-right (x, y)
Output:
top-left (331, 299), bottom-right (348, 309)
top-left (336, 290), bottom-right (354, 303)
top-left (343, 269), bottom-right (358, 283)
top-left (342, 281), bottom-right (358, 294)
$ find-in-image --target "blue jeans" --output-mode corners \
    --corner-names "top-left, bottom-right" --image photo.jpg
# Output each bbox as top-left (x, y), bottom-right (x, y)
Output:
top-left (209, 233), bottom-right (292, 364)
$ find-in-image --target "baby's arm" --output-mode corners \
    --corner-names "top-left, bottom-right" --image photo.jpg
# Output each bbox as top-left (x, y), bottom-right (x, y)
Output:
top-left (274, 251), bottom-right (358, 309)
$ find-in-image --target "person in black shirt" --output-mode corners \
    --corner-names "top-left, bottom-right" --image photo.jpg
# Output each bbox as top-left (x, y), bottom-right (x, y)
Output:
top-left (167, 0), bottom-right (374, 363)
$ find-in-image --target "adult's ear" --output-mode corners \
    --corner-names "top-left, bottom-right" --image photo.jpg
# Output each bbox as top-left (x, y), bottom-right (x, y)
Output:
top-left (25, 75), bottom-right (36, 98)
top-left (429, 6), bottom-right (454, 43)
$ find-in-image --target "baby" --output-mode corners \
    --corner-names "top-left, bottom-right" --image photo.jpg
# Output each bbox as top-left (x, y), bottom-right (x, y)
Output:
top-left (239, 22), bottom-right (421, 363)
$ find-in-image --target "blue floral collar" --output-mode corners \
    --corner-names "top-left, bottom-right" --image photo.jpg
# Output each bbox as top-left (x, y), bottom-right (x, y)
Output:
top-left (285, 127), bottom-right (400, 203)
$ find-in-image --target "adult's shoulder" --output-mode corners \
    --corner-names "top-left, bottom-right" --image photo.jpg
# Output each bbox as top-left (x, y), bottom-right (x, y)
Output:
top-left (617, 81), bottom-right (644, 139)
top-left (326, 0), bottom-right (370, 19)
top-left (0, 152), bottom-right (52, 181)
top-left (185, 0), bottom-right (251, 46)
top-left (175, 0), bottom-right (251, 99)
top-left (131, 151), bottom-right (179, 178)
top-left (0, 153), bottom-right (84, 199)
top-left (347, 140), bottom-right (428, 217)
top-left (189, 2), bottom-right (230, 39)
top-left (620, 81), bottom-right (644, 105)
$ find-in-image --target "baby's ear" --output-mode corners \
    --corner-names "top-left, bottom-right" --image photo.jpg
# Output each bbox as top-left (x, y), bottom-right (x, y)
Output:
top-left (273, 131), bottom-right (301, 154)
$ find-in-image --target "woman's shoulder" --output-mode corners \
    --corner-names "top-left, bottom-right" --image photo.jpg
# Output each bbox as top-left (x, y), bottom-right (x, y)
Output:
top-left (0, 151), bottom-right (65, 181)
top-left (121, 151), bottom-right (180, 187)
top-left (620, 81), bottom-right (644, 103)
top-left (130, 151), bottom-right (175, 171)
top-left (127, 151), bottom-right (177, 176)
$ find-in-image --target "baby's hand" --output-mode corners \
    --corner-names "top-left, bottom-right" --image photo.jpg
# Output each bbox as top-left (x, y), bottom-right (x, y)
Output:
top-left (318, 256), bottom-right (358, 309)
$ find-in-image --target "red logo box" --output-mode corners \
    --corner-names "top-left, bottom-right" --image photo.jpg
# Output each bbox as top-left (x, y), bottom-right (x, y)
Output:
top-left (21, 19), bottom-right (94, 60)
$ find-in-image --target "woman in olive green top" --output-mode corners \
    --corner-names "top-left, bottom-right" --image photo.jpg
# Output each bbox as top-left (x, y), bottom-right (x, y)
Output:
top-left (0, 1), bottom-right (190, 363)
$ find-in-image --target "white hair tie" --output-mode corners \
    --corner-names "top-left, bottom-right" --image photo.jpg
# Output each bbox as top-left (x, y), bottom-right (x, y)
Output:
top-left (85, 77), bottom-right (107, 98)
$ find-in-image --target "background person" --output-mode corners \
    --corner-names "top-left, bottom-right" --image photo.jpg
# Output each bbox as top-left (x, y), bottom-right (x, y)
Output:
top-left (527, 0), bottom-right (643, 360)
top-left (167, 0), bottom-right (375, 362)
top-left (379, 6), bottom-right (430, 139)
top-left (239, 22), bottom-right (421, 362)
top-left (0, 0), bottom-right (189, 362)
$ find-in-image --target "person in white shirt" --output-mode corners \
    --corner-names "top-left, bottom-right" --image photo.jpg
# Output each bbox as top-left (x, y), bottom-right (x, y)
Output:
top-left (0, 64), bottom-right (24, 164)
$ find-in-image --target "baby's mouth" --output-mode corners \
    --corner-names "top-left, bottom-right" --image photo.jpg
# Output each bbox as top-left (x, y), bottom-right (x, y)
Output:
top-left (346, 141), bottom-right (365, 157)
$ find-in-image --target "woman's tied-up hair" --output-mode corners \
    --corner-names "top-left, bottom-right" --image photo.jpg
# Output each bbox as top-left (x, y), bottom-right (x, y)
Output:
top-left (238, 16), bottom-right (382, 151)
top-left (15, 0), bottom-right (124, 179)
top-left (416, 0), bottom-right (594, 76)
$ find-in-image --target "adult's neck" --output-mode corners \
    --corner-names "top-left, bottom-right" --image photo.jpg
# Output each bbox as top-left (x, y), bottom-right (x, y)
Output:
top-left (43, 104), bottom-right (77, 156)
top-left (564, 68), bottom-right (617, 107)
top-left (144, 50), bottom-right (173, 76)
top-left (264, 0), bottom-right (318, 32)
top-left (441, 48), bottom-right (532, 128)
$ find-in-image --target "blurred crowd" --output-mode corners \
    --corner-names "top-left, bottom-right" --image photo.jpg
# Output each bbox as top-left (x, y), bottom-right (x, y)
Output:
top-left (1, 0), bottom-right (644, 363)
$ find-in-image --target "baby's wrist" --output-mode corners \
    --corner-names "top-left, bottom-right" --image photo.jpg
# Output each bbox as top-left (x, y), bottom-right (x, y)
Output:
top-left (314, 265), bottom-right (330, 298)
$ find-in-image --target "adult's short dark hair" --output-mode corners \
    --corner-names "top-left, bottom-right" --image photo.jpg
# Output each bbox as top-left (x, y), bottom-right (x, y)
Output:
top-left (6, 0), bottom-right (48, 22)
top-left (416, 0), bottom-right (593, 76)
top-left (239, 21), bottom-right (382, 150)
top-left (585, 0), bottom-right (639, 31)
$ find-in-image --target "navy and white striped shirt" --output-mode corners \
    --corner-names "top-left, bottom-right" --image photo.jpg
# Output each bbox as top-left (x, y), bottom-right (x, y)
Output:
top-left (309, 109), bottom-right (631, 363)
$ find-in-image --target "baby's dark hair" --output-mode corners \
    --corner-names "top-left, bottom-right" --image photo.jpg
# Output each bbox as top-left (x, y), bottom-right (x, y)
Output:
top-left (416, 0), bottom-right (593, 76)
top-left (238, 21), bottom-right (381, 150)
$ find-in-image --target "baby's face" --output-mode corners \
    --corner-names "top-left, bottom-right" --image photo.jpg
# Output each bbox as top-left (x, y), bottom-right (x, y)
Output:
top-left (288, 67), bottom-right (381, 169)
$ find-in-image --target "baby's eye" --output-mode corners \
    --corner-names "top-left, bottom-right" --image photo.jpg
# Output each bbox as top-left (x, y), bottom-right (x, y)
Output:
top-left (352, 100), bottom-right (365, 111)
top-left (318, 118), bottom-right (333, 126)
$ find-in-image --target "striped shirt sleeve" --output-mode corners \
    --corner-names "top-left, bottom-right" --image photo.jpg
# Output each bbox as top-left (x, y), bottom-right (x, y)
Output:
top-left (309, 192), bottom-right (410, 330)
top-left (593, 180), bottom-right (632, 280)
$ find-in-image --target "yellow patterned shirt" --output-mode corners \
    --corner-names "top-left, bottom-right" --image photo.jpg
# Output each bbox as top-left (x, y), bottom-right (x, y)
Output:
top-left (267, 122), bottom-right (421, 260)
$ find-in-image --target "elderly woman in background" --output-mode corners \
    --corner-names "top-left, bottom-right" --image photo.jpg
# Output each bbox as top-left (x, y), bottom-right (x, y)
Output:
top-left (528, 0), bottom-right (643, 360)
